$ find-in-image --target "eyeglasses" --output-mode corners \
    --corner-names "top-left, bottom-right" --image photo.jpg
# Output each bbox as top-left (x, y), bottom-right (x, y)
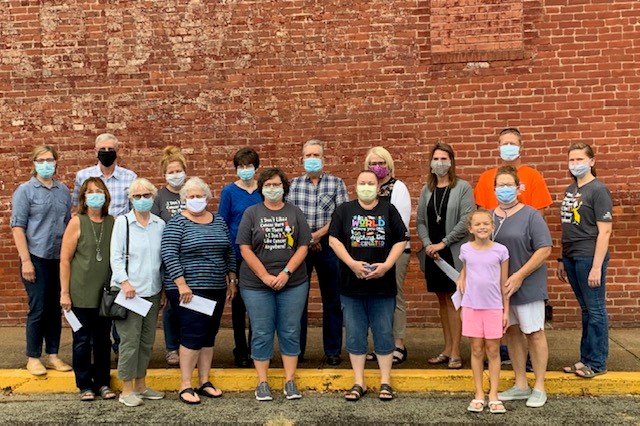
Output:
top-left (368, 161), bottom-right (386, 166)
top-left (263, 183), bottom-right (283, 189)
top-left (34, 159), bottom-right (55, 164)
top-left (131, 193), bottom-right (152, 200)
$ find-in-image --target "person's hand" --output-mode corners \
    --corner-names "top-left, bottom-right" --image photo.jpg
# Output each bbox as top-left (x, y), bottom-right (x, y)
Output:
top-left (587, 267), bottom-right (602, 288)
top-left (502, 311), bottom-right (509, 332)
top-left (227, 282), bottom-right (238, 301)
top-left (425, 242), bottom-right (446, 259)
top-left (260, 273), bottom-right (278, 289)
top-left (122, 281), bottom-right (136, 299)
top-left (456, 276), bottom-right (466, 295)
top-left (364, 263), bottom-right (390, 280)
top-left (504, 273), bottom-right (523, 298)
top-left (271, 272), bottom-right (290, 291)
top-left (21, 260), bottom-right (36, 283)
top-left (309, 242), bottom-right (322, 252)
top-left (60, 293), bottom-right (72, 312)
top-left (556, 261), bottom-right (567, 283)
top-left (177, 282), bottom-right (193, 304)
top-left (350, 260), bottom-right (372, 280)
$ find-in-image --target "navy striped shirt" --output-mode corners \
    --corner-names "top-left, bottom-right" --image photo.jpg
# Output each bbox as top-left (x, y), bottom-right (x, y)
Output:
top-left (161, 213), bottom-right (236, 290)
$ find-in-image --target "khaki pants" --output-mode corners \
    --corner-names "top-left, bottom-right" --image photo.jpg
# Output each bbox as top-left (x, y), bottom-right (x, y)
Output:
top-left (393, 251), bottom-right (411, 340)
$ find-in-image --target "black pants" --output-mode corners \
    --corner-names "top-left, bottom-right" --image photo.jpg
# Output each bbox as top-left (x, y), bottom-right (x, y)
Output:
top-left (71, 307), bottom-right (112, 392)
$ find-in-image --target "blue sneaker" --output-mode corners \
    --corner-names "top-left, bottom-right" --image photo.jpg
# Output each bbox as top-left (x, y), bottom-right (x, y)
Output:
top-left (255, 382), bottom-right (273, 401)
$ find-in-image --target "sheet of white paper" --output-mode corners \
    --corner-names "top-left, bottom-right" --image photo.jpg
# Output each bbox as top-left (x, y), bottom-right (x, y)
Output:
top-left (451, 290), bottom-right (463, 311)
top-left (180, 295), bottom-right (217, 316)
top-left (114, 290), bottom-right (153, 317)
top-left (63, 309), bottom-right (82, 332)
top-left (435, 257), bottom-right (460, 282)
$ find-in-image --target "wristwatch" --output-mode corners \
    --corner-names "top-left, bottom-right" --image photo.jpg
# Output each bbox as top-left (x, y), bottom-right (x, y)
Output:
top-left (229, 278), bottom-right (238, 284)
top-left (282, 267), bottom-right (292, 276)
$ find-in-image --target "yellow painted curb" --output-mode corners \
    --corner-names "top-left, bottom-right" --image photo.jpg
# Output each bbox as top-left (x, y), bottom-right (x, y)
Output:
top-left (1, 369), bottom-right (639, 395)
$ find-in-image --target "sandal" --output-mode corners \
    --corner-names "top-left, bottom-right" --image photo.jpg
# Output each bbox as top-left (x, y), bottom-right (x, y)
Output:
top-left (575, 365), bottom-right (607, 378)
top-left (344, 384), bottom-right (367, 401)
top-left (196, 381), bottom-right (222, 398)
top-left (563, 362), bottom-right (584, 374)
top-left (489, 400), bottom-right (506, 414)
top-left (448, 357), bottom-right (463, 369)
top-left (365, 352), bottom-right (377, 362)
top-left (467, 399), bottom-right (485, 413)
top-left (179, 387), bottom-right (201, 405)
top-left (427, 353), bottom-right (450, 365)
top-left (392, 347), bottom-right (408, 365)
top-left (79, 389), bottom-right (95, 402)
top-left (378, 384), bottom-right (395, 401)
top-left (98, 386), bottom-right (116, 400)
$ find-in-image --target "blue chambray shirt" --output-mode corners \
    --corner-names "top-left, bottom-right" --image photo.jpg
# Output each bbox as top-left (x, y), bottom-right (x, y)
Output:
top-left (110, 211), bottom-right (165, 297)
top-left (10, 177), bottom-right (72, 259)
top-left (73, 165), bottom-right (137, 216)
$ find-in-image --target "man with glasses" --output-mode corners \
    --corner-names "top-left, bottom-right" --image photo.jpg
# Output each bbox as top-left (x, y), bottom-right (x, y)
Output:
top-left (73, 133), bottom-right (137, 217)
top-left (474, 128), bottom-right (552, 210)
top-left (287, 139), bottom-right (349, 366)
top-left (72, 133), bottom-right (137, 358)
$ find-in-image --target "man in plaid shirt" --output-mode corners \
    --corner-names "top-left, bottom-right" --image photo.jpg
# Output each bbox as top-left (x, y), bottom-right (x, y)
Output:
top-left (72, 133), bottom-right (137, 217)
top-left (287, 139), bottom-right (349, 366)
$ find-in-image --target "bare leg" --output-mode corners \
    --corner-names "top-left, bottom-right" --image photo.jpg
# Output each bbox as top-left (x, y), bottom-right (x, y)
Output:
top-left (506, 326), bottom-right (530, 390)
top-left (254, 359), bottom-right (270, 384)
top-left (133, 377), bottom-right (147, 393)
top-left (469, 338), bottom-right (486, 401)
top-left (437, 293), bottom-right (452, 356)
top-left (121, 379), bottom-right (135, 397)
top-left (485, 339), bottom-right (501, 402)
top-left (527, 330), bottom-right (548, 392)
top-left (445, 297), bottom-right (462, 359)
top-left (178, 345), bottom-right (200, 403)
top-left (349, 353), bottom-right (367, 390)
top-left (376, 353), bottom-right (393, 386)
top-left (282, 355), bottom-right (298, 382)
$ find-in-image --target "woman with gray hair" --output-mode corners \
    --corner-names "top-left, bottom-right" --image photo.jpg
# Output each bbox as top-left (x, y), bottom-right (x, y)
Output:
top-left (161, 177), bottom-right (237, 404)
top-left (110, 178), bottom-right (165, 407)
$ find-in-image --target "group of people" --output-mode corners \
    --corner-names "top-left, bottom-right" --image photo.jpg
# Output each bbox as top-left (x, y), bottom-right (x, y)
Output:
top-left (10, 130), bottom-right (612, 411)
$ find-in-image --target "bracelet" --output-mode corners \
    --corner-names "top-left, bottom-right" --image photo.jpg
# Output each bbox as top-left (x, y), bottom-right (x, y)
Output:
top-left (310, 238), bottom-right (315, 245)
top-left (282, 267), bottom-right (292, 276)
top-left (229, 279), bottom-right (238, 284)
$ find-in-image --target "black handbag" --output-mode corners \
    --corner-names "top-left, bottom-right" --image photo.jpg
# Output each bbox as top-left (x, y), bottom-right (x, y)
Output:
top-left (98, 220), bottom-right (129, 320)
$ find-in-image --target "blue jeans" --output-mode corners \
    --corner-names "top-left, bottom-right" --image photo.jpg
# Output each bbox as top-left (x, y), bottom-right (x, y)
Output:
top-left (241, 282), bottom-right (309, 361)
top-left (71, 307), bottom-right (112, 391)
top-left (341, 295), bottom-right (395, 356)
top-left (163, 303), bottom-right (180, 352)
top-left (300, 239), bottom-right (343, 357)
top-left (564, 256), bottom-right (609, 372)
top-left (22, 255), bottom-right (62, 358)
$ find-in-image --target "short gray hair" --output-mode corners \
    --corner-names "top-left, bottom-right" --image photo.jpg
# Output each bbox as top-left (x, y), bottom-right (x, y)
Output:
top-left (180, 177), bottom-right (212, 202)
top-left (302, 139), bottom-right (324, 156)
top-left (127, 178), bottom-right (157, 199)
top-left (95, 133), bottom-right (119, 148)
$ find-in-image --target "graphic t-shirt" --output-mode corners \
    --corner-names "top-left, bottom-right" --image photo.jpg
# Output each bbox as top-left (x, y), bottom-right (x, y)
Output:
top-left (561, 179), bottom-right (613, 257)
top-left (329, 199), bottom-right (409, 297)
top-left (151, 187), bottom-right (184, 223)
top-left (236, 202), bottom-right (311, 291)
top-left (459, 242), bottom-right (509, 310)
top-left (474, 165), bottom-right (552, 210)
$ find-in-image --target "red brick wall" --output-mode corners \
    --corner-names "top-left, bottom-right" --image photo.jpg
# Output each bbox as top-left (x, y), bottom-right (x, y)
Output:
top-left (1, 0), bottom-right (638, 327)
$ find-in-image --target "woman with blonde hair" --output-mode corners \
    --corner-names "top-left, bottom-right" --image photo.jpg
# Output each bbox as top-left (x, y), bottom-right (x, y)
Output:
top-left (363, 147), bottom-right (411, 365)
top-left (151, 145), bottom-right (187, 366)
top-left (11, 145), bottom-right (72, 376)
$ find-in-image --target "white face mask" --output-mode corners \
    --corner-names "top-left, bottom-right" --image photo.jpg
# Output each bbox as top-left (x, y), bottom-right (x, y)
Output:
top-left (185, 197), bottom-right (207, 213)
top-left (166, 171), bottom-right (186, 188)
top-left (262, 187), bottom-right (284, 203)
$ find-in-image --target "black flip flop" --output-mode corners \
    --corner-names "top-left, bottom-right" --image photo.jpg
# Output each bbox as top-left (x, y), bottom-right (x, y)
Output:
top-left (378, 384), bottom-right (395, 401)
top-left (196, 381), bottom-right (222, 398)
top-left (344, 385), bottom-right (367, 401)
top-left (179, 387), bottom-right (201, 404)
top-left (392, 347), bottom-right (407, 365)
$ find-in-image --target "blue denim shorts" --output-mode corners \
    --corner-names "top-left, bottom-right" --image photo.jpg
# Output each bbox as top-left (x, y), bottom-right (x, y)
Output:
top-left (341, 295), bottom-right (395, 356)
top-left (240, 282), bottom-right (309, 361)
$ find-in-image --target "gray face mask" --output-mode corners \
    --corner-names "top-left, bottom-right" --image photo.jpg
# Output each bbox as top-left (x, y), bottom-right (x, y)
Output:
top-left (430, 160), bottom-right (451, 177)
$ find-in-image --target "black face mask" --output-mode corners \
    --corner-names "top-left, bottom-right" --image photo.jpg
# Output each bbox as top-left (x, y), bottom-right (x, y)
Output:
top-left (97, 150), bottom-right (117, 167)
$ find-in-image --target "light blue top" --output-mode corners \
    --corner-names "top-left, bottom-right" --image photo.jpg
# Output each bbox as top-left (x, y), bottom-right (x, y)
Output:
top-left (10, 177), bottom-right (72, 259)
top-left (110, 211), bottom-right (165, 297)
top-left (73, 165), bottom-right (137, 216)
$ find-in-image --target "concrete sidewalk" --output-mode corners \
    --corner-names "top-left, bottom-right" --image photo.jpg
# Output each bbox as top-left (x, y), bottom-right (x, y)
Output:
top-left (1, 327), bottom-right (639, 395)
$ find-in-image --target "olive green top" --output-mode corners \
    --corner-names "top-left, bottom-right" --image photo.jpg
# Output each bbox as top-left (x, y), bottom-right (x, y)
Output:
top-left (70, 214), bottom-right (115, 308)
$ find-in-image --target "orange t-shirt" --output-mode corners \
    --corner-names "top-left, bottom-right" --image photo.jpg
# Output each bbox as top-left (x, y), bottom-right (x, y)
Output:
top-left (474, 165), bottom-right (552, 210)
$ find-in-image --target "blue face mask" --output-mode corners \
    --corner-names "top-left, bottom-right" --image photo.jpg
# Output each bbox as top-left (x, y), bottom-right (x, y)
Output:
top-left (85, 193), bottom-right (106, 210)
top-left (569, 163), bottom-right (591, 178)
top-left (303, 158), bottom-right (323, 173)
top-left (237, 166), bottom-right (256, 181)
top-left (35, 162), bottom-right (55, 179)
top-left (132, 197), bottom-right (153, 212)
top-left (495, 186), bottom-right (518, 204)
top-left (500, 144), bottom-right (520, 161)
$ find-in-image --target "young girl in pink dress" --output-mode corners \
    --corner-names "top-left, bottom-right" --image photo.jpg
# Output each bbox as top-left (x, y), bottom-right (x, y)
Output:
top-left (457, 209), bottom-right (510, 414)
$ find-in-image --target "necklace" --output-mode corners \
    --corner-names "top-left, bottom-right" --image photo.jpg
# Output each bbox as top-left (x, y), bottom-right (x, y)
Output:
top-left (90, 220), bottom-right (104, 262)
top-left (433, 186), bottom-right (449, 224)
top-left (492, 203), bottom-right (520, 240)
